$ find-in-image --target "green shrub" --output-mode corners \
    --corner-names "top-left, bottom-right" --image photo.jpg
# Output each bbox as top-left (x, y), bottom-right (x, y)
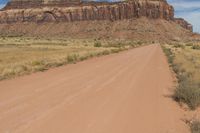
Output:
top-left (94, 41), bottom-right (102, 47)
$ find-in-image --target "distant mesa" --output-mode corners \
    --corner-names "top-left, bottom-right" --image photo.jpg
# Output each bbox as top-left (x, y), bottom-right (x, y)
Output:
top-left (0, 0), bottom-right (193, 33)
top-left (4, 0), bottom-right (82, 9)
top-left (4, 0), bottom-right (167, 9)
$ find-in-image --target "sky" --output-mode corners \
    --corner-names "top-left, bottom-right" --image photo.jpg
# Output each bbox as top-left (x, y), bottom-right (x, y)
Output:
top-left (0, 0), bottom-right (7, 9)
top-left (0, 0), bottom-right (199, 32)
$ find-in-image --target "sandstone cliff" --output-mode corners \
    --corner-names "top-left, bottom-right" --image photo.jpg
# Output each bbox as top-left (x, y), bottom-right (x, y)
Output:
top-left (1, 1), bottom-right (174, 22)
top-left (0, 0), bottom-right (193, 34)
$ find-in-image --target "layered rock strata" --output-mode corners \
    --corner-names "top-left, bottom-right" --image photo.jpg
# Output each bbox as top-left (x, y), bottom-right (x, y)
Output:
top-left (174, 18), bottom-right (193, 31)
top-left (4, 0), bottom-right (81, 9)
top-left (0, 1), bottom-right (174, 22)
top-left (0, 0), bottom-right (193, 32)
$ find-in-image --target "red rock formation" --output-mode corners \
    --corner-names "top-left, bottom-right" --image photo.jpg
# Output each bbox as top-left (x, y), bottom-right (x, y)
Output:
top-left (0, 1), bottom-right (174, 22)
top-left (174, 18), bottom-right (193, 32)
top-left (0, 0), bottom-right (193, 32)
top-left (3, 0), bottom-right (81, 10)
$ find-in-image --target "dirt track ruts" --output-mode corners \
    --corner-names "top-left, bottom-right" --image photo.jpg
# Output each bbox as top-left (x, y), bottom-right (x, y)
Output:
top-left (0, 44), bottom-right (189, 133)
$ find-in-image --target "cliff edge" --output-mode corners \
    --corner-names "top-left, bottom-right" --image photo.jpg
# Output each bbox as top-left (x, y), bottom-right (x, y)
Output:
top-left (0, 0), bottom-right (193, 40)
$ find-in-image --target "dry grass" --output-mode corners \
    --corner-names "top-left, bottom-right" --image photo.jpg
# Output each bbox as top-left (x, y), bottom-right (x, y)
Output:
top-left (163, 42), bottom-right (200, 110)
top-left (0, 37), bottom-right (144, 80)
top-left (163, 42), bottom-right (200, 133)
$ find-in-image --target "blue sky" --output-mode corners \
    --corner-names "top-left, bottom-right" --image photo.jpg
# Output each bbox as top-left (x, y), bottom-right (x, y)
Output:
top-left (0, 0), bottom-right (8, 9)
top-left (0, 0), bottom-right (199, 32)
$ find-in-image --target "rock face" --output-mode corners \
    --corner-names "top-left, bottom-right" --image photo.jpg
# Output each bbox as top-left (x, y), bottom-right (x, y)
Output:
top-left (4, 0), bottom-right (81, 9)
top-left (0, 1), bottom-right (174, 22)
top-left (174, 18), bottom-right (193, 31)
top-left (0, 0), bottom-right (193, 32)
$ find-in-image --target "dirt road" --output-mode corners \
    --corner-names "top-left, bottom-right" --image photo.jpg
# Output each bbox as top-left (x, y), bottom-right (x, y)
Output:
top-left (0, 44), bottom-right (189, 133)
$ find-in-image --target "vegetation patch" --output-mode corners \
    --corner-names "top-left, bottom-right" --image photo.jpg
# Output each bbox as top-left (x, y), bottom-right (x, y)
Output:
top-left (0, 37), bottom-right (146, 80)
top-left (162, 44), bottom-right (200, 110)
top-left (162, 47), bottom-right (174, 64)
top-left (67, 54), bottom-right (79, 63)
top-left (94, 41), bottom-right (102, 47)
top-left (192, 45), bottom-right (200, 50)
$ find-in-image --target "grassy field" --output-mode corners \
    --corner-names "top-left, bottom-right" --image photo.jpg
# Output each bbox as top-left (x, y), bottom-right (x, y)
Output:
top-left (0, 37), bottom-right (144, 80)
top-left (162, 42), bottom-right (200, 133)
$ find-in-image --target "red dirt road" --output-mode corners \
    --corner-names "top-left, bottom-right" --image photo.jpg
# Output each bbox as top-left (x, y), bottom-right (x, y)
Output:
top-left (0, 45), bottom-right (189, 133)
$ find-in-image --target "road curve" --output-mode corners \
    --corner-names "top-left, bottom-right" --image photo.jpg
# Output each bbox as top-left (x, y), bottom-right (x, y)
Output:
top-left (0, 44), bottom-right (189, 133)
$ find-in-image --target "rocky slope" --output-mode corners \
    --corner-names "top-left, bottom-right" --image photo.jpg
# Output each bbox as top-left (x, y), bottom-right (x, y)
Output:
top-left (0, 18), bottom-right (192, 42)
top-left (0, 0), bottom-right (193, 39)
top-left (174, 18), bottom-right (193, 32)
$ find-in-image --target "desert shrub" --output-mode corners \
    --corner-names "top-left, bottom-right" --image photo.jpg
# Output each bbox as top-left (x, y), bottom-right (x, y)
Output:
top-left (173, 62), bottom-right (200, 109)
top-left (102, 50), bottom-right (110, 55)
top-left (88, 53), bottom-right (95, 58)
top-left (79, 56), bottom-right (88, 61)
top-left (174, 81), bottom-right (200, 110)
top-left (162, 47), bottom-right (174, 64)
top-left (1, 69), bottom-right (15, 79)
top-left (192, 45), bottom-right (200, 50)
top-left (34, 66), bottom-right (47, 72)
top-left (186, 43), bottom-right (193, 47)
top-left (116, 42), bottom-right (123, 48)
top-left (130, 43), bottom-right (136, 48)
top-left (174, 44), bottom-right (185, 49)
top-left (137, 41), bottom-right (143, 45)
top-left (191, 120), bottom-right (200, 133)
top-left (54, 62), bottom-right (64, 67)
top-left (32, 60), bottom-right (44, 66)
top-left (111, 49), bottom-right (120, 53)
top-left (94, 41), bottom-right (102, 47)
top-left (95, 52), bottom-right (102, 57)
top-left (162, 46), bottom-right (200, 109)
top-left (67, 54), bottom-right (79, 63)
top-left (15, 65), bottom-right (28, 74)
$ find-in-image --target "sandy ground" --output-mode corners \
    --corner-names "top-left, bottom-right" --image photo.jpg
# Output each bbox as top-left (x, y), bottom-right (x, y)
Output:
top-left (0, 44), bottom-right (190, 133)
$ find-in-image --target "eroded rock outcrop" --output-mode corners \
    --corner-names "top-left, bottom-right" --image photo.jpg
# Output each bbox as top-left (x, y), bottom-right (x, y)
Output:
top-left (0, 0), bottom-right (193, 32)
top-left (0, 1), bottom-right (174, 22)
top-left (174, 18), bottom-right (193, 32)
